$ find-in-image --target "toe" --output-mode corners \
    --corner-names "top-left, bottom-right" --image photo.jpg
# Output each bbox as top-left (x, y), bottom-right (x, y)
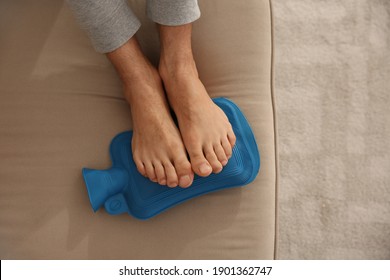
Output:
top-left (153, 162), bottom-right (167, 185)
top-left (222, 137), bottom-right (233, 159)
top-left (178, 174), bottom-right (193, 188)
top-left (227, 130), bottom-right (236, 147)
top-left (173, 158), bottom-right (193, 188)
top-left (189, 151), bottom-right (212, 177)
top-left (205, 146), bottom-right (223, 173)
top-left (163, 162), bottom-right (179, 187)
top-left (135, 160), bottom-right (147, 177)
top-left (144, 162), bottom-right (158, 183)
top-left (214, 143), bottom-right (228, 166)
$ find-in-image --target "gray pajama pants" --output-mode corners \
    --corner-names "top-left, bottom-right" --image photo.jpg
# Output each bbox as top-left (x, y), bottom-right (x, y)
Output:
top-left (66, 0), bottom-right (201, 53)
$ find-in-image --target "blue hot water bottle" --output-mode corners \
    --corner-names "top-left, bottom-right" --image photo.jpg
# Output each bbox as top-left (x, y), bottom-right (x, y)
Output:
top-left (82, 97), bottom-right (260, 220)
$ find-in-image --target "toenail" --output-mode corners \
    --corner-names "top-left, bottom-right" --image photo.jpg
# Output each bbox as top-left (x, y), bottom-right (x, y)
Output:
top-left (199, 163), bottom-right (212, 174)
top-left (214, 166), bottom-right (223, 173)
top-left (222, 160), bottom-right (228, 166)
top-left (159, 179), bottom-right (167, 185)
top-left (167, 182), bottom-right (178, 188)
top-left (179, 175), bottom-right (191, 187)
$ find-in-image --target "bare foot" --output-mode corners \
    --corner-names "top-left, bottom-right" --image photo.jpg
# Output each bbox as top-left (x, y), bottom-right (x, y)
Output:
top-left (159, 49), bottom-right (236, 177)
top-left (107, 37), bottom-right (194, 188)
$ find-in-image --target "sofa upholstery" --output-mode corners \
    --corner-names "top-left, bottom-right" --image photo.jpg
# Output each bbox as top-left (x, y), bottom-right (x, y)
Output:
top-left (0, 0), bottom-right (277, 259)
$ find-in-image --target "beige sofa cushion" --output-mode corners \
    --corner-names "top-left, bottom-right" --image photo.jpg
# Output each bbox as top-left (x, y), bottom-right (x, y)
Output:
top-left (0, 0), bottom-right (277, 259)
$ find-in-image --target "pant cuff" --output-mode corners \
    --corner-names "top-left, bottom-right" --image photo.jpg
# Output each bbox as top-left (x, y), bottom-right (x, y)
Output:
top-left (146, 0), bottom-right (201, 26)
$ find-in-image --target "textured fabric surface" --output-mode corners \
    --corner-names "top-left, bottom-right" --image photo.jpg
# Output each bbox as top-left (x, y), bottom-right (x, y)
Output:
top-left (0, 0), bottom-right (276, 259)
top-left (66, 0), bottom-right (200, 53)
top-left (146, 0), bottom-right (201, 26)
top-left (273, 0), bottom-right (390, 259)
top-left (66, 0), bottom-right (141, 53)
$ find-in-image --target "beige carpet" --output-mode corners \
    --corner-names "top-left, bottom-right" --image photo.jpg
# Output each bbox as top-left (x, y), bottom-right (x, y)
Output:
top-left (273, 0), bottom-right (390, 259)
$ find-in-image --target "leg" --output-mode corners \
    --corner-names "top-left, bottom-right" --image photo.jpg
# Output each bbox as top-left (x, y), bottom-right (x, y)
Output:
top-left (68, 0), bottom-right (194, 187)
top-left (107, 37), bottom-right (194, 188)
top-left (66, 0), bottom-right (142, 53)
top-left (158, 23), bottom-right (237, 177)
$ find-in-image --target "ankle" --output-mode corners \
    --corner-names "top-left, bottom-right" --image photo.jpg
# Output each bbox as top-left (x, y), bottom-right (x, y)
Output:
top-left (159, 54), bottom-right (198, 84)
